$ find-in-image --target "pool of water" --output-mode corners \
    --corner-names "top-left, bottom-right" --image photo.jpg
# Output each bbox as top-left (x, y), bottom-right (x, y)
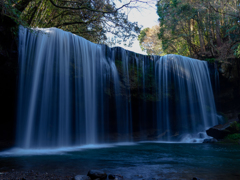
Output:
top-left (0, 142), bottom-right (240, 179)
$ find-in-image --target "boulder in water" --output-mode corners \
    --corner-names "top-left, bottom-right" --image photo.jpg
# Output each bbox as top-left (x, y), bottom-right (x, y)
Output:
top-left (87, 170), bottom-right (107, 180)
top-left (108, 174), bottom-right (123, 179)
top-left (203, 138), bottom-right (218, 143)
top-left (206, 120), bottom-right (239, 139)
top-left (75, 175), bottom-right (91, 180)
top-left (192, 177), bottom-right (200, 180)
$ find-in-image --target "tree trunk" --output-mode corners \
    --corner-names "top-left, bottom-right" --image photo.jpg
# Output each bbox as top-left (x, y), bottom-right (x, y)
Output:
top-left (197, 12), bottom-right (205, 53)
top-left (216, 16), bottom-right (222, 47)
top-left (188, 19), bottom-right (192, 57)
top-left (208, 3), bottom-right (214, 56)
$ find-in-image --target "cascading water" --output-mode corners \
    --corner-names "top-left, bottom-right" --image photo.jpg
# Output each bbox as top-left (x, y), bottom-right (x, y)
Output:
top-left (17, 26), bottom-right (217, 149)
top-left (155, 55), bottom-right (217, 140)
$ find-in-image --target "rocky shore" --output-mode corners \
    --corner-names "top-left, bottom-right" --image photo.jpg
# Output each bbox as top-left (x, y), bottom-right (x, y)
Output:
top-left (0, 170), bottom-right (74, 180)
top-left (0, 170), bottom-right (126, 180)
top-left (0, 169), bottom-right (203, 180)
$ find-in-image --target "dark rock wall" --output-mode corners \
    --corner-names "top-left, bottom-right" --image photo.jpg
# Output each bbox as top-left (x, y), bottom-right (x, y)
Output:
top-left (216, 61), bottom-right (240, 120)
top-left (0, 15), bottom-right (18, 148)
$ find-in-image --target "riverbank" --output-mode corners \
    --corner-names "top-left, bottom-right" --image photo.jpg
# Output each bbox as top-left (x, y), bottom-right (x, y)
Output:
top-left (0, 170), bottom-right (74, 180)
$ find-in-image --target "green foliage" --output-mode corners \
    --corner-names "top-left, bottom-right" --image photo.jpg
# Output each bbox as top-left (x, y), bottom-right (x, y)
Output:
top-left (205, 58), bottom-right (215, 63)
top-left (156, 0), bottom-right (240, 60)
top-left (226, 25), bottom-right (238, 34)
top-left (234, 44), bottom-right (240, 58)
top-left (1, 0), bottom-right (27, 27)
top-left (1, 0), bottom-right (142, 45)
top-left (156, 0), bottom-right (196, 56)
top-left (138, 25), bottom-right (164, 55)
top-left (230, 121), bottom-right (240, 132)
top-left (225, 133), bottom-right (240, 140)
top-left (138, 28), bottom-right (149, 44)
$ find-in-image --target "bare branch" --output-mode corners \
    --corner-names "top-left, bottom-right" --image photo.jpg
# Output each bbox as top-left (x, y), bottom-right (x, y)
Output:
top-left (49, 0), bottom-right (132, 14)
top-left (209, 2), bottom-right (240, 19)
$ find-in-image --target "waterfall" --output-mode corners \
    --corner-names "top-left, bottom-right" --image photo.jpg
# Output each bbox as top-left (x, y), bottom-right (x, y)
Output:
top-left (17, 26), bottom-right (217, 148)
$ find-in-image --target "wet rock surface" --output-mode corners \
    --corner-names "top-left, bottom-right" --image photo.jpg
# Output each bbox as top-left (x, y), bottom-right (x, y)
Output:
top-left (192, 177), bottom-right (200, 180)
top-left (108, 174), bottom-right (123, 179)
top-left (0, 14), bottom-right (18, 148)
top-left (87, 170), bottom-right (107, 180)
top-left (203, 138), bottom-right (218, 143)
top-left (206, 120), bottom-right (239, 140)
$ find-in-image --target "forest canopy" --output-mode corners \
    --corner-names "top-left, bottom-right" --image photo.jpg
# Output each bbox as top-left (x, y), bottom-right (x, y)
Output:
top-left (139, 0), bottom-right (240, 61)
top-left (1, 0), bottom-right (154, 45)
top-left (2, 0), bottom-right (240, 61)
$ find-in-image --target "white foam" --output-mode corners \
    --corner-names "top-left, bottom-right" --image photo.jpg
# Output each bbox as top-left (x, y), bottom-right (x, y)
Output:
top-left (0, 132), bottom-right (211, 157)
top-left (139, 140), bottom-right (179, 144)
top-left (0, 142), bottom-right (139, 157)
top-left (180, 132), bottom-right (209, 143)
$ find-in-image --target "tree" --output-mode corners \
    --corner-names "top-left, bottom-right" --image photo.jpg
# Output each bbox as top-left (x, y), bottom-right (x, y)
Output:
top-left (156, 0), bottom-right (240, 60)
top-left (1, 0), bottom-right (154, 45)
top-left (138, 25), bottom-right (164, 55)
top-left (138, 27), bottom-right (149, 44)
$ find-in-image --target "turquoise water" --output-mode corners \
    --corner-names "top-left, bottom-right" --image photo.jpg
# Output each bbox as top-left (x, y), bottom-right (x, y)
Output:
top-left (0, 143), bottom-right (240, 179)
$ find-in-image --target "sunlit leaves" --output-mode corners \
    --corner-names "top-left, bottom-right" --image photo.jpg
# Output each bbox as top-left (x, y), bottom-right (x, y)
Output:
top-left (2, 0), bottom-right (149, 45)
top-left (156, 0), bottom-right (240, 59)
top-left (138, 25), bottom-right (164, 55)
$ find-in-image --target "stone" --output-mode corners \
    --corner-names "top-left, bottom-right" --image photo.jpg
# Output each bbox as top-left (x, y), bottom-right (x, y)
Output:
top-left (203, 138), bottom-right (217, 143)
top-left (192, 177), bottom-right (200, 180)
top-left (206, 120), bottom-right (239, 140)
top-left (87, 170), bottom-right (107, 180)
top-left (75, 175), bottom-right (91, 180)
top-left (108, 174), bottom-right (123, 179)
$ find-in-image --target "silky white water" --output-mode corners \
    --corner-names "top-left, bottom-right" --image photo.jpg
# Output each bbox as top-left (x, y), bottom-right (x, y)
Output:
top-left (17, 26), bottom-right (217, 149)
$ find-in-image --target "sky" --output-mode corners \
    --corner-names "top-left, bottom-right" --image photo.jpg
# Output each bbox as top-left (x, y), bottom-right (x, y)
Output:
top-left (114, 0), bottom-right (159, 55)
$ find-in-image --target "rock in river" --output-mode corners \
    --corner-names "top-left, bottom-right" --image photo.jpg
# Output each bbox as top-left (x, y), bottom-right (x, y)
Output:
top-left (87, 170), bottom-right (107, 180)
top-left (206, 120), bottom-right (239, 140)
top-left (203, 138), bottom-right (218, 143)
top-left (108, 174), bottom-right (123, 179)
top-left (192, 177), bottom-right (200, 180)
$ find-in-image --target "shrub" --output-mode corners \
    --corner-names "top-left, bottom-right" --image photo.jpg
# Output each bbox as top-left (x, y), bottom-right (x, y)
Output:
top-left (225, 133), bottom-right (240, 140)
top-left (205, 58), bottom-right (215, 63)
top-left (230, 121), bottom-right (240, 132)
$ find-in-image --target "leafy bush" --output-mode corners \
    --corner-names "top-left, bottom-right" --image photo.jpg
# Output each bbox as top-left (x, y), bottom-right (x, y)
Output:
top-left (230, 121), bottom-right (240, 132)
top-left (225, 133), bottom-right (240, 140)
top-left (205, 58), bottom-right (215, 63)
top-left (234, 44), bottom-right (240, 58)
